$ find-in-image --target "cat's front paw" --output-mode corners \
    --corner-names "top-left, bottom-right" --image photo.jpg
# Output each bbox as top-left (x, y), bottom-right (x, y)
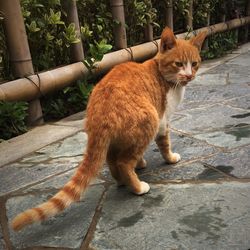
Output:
top-left (166, 152), bottom-right (181, 164)
top-left (134, 181), bottom-right (150, 195)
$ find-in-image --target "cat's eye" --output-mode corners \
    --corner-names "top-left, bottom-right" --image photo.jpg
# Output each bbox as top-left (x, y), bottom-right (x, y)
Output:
top-left (175, 62), bottom-right (183, 67)
top-left (192, 62), bottom-right (198, 67)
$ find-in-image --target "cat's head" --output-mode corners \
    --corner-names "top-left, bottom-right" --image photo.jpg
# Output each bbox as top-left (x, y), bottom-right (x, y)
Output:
top-left (156, 27), bottom-right (207, 86)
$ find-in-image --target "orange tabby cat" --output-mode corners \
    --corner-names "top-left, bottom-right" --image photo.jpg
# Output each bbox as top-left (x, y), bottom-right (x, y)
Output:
top-left (11, 27), bottom-right (206, 231)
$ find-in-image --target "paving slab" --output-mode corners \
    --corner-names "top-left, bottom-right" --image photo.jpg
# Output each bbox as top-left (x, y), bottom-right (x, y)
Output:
top-left (194, 124), bottom-right (250, 149)
top-left (0, 156), bottom-right (81, 197)
top-left (0, 124), bottom-right (82, 168)
top-left (197, 51), bottom-right (250, 85)
top-left (36, 131), bottom-right (87, 158)
top-left (90, 182), bottom-right (250, 250)
top-left (101, 132), bottom-right (217, 182)
top-left (140, 162), bottom-right (226, 183)
top-left (202, 146), bottom-right (250, 178)
top-left (180, 83), bottom-right (250, 110)
top-left (173, 104), bottom-right (250, 135)
top-left (6, 184), bottom-right (104, 249)
top-left (191, 73), bottom-right (228, 86)
top-left (225, 95), bottom-right (250, 110)
top-left (0, 230), bottom-right (5, 250)
top-left (153, 132), bottom-right (217, 162)
top-left (22, 167), bottom-right (103, 195)
top-left (0, 132), bottom-right (88, 197)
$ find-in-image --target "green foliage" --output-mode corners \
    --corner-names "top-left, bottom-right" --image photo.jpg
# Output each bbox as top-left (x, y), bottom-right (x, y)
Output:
top-left (0, 102), bottom-right (28, 140)
top-left (0, 0), bottom-right (248, 139)
top-left (21, 0), bottom-right (80, 71)
top-left (78, 0), bottom-right (113, 49)
top-left (125, 0), bottom-right (158, 44)
top-left (201, 31), bottom-right (238, 59)
top-left (41, 38), bottom-right (112, 122)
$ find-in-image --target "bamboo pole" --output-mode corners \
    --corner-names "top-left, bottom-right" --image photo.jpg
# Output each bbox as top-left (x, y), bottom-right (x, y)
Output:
top-left (144, 23), bottom-right (153, 41)
top-left (0, 17), bottom-right (250, 102)
top-left (220, 0), bottom-right (226, 22)
top-left (186, 0), bottom-right (193, 30)
top-left (165, 0), bottom-right (173, 29)
top-left (0, 0), bottom-right (43, 125)
top-left (244, 0), bottom-right (250, 42)
top-left (203, 11), bottom-right (210, 51)
top-left (110, 0), bottom-right (127, 49)
top-left (62, 0), bottom-right (84, 62)
top-left (144, 0), bottom-right (153, 42)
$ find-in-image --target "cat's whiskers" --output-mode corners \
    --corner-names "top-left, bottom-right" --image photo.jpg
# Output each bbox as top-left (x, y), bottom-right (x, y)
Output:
top-left (173, 80), bottom-right (180, 92)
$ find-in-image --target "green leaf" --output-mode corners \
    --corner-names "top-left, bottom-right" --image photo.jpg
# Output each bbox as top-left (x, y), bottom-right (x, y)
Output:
top-left (46, 32), bottom-right (55, 41)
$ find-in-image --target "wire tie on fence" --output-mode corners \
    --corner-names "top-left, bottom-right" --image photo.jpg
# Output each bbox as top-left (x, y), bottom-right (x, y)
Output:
top-left (152, 40), bottom-right (159, 52)
top-left (125, 47), bottom-right (134, 61)
top-left (24, 73), bottom-right (43, 97)
top-left (208, 26), bottom-right (213, 35)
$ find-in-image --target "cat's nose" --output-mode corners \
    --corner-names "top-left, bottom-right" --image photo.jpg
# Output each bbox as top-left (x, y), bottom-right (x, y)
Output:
top-left (185, 74), bottom-right (193, 80)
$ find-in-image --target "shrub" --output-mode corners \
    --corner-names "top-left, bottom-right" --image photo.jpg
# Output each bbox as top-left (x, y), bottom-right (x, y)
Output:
top-left (0, 101), bottom-right (28, 140)
top-left (0, 0), bottom-right (248, 139)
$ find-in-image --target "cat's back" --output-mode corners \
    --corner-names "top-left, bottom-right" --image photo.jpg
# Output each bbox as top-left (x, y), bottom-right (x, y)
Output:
top-left (88, 61), bottom-right (155, 105)
top-left (86, 60), bottom-right (162, 131)
top-left (98, 61), bottom-right (147, 88)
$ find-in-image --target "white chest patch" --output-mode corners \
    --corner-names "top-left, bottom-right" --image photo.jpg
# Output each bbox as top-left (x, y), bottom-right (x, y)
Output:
top-left (158, 86), bottom-right (185, 136)
top-left (166, 86), bottom-right (185, 119)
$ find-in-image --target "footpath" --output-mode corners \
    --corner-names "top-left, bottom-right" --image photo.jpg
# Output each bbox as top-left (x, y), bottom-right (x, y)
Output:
top-left (0, 43), bottom-right (249, 250)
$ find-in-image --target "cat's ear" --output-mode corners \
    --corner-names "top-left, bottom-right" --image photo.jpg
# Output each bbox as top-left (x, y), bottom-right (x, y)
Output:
top-left (160, 27), bottom-right (176, 53)
top-left (189, 31), bottom-right (207, 51)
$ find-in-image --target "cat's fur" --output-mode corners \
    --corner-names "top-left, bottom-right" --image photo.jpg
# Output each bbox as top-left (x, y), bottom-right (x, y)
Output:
top-left (11, 27), bottom-right (206, 231)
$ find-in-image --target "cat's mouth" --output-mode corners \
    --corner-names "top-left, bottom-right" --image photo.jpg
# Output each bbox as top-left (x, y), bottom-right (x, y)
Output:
top-left (178, 76), bottom-right (195, 85)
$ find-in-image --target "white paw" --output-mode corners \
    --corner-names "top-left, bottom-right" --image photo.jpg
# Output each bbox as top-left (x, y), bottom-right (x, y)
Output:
top-left (173, 152), bottom-right (181, 163)
top-left (136, 181), bottom-right (150, 195)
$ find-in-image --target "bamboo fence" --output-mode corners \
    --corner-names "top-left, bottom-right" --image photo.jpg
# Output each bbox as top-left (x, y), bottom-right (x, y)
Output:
top-left (0, 0), bottom-right (249, 125)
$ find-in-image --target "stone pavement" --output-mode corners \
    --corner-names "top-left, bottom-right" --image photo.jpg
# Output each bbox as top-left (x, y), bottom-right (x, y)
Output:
top-left (0, 44), bottom-right (250, 250)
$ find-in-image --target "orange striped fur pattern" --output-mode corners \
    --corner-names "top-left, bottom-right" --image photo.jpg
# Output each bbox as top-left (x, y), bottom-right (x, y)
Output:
top-left (11, 27), bottom-right (207, 231)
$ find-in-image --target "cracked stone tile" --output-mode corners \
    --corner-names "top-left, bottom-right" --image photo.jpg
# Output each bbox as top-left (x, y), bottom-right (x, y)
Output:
top-left (225, 52), bottom-right (250, 67)
top-left (224, 95), bottom-right (250, 110)
top-left (144, 133), bottom-right (216, 169)
top-left (0, 157), bottom-right (80, 197)
top-left (0, 230), bottom-right (5, 250)
top-left (36, 131), bottom-right (87, 158)
top-left (90, 182), bottom-right (250, 250)
top-left (101, 133), bottom-right (217, 182)
top-left (194, 124), bottom-right (250, 149)
top-left (140, 162), bottom-right (225, 183)
top-left (172, 104), bottom-right (250, 135)
top-left (7, 184), bottom-right (104, 249)
top-left (24, 168), bottom-right (103, 194)
top-left (180, 83), bottom-right (249, 110)
top-left (191, 73), bottom-right (228, 86)
top-left (195, 51), bottom-right (250, 85)
top-left (0, 125), bottom-right (82, 168)
top-left (202, 147), bottom-right (250, 178)
top-left (20, 153), bottom-right (50, 163)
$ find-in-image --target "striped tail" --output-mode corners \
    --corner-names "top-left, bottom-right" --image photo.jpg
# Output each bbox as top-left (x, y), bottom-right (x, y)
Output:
top-left (11, 132), bottom-right (109, 231)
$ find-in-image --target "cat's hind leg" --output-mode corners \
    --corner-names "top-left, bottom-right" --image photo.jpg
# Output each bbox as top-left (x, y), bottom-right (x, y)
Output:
top-left (136, 157), bottom-right (147, 170)
top-left (117, 156), bottom-right (150, 195)
top-left (107, 149), bottom-right (124, 186)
